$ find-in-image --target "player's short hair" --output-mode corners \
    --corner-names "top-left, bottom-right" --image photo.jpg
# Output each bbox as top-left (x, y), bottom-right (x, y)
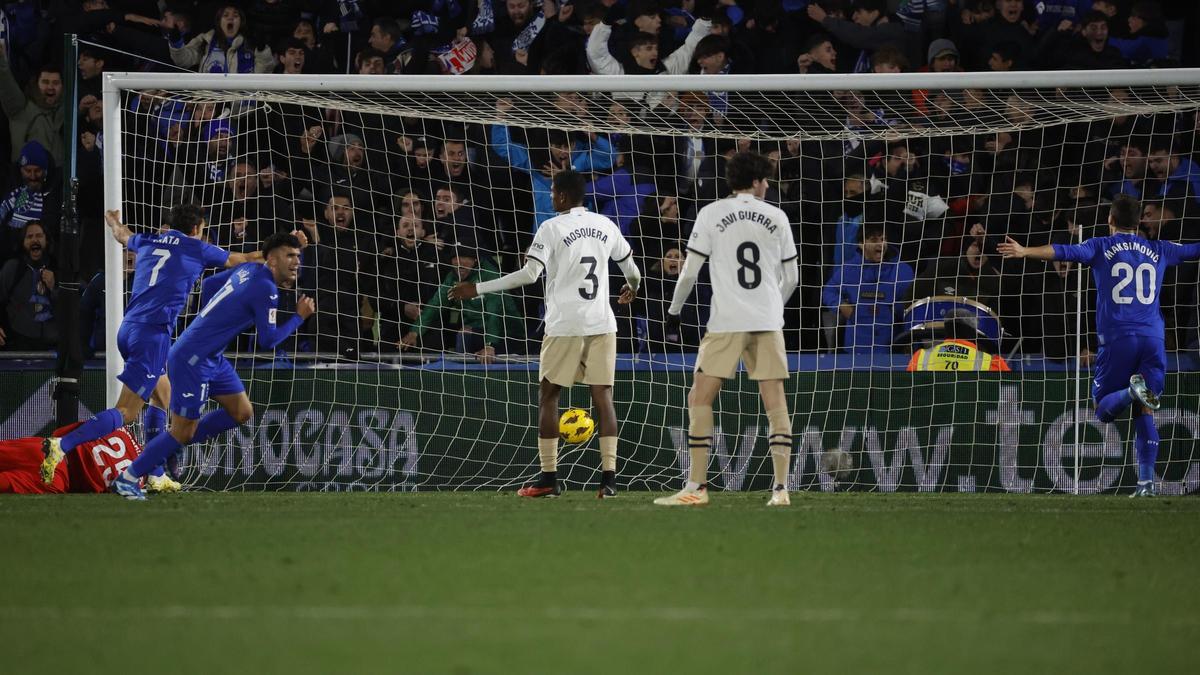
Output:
top-left (167, 203), bottom-right (206, 235)
top-left (1110, 194), bottom-right (1141, 231)
top-left (552, 170), bottom-right (587, 207)
top-left (263, 231), bottom-right (302, 256)
top-left (725, 151), bottom-right (773, 191)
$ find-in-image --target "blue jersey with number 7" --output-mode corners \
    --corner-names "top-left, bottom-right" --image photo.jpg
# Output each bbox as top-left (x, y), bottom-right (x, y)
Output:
top-left (123, 230), bottom-right (230, 327)
top-left (1053, 233), bottom-right (1200, 346)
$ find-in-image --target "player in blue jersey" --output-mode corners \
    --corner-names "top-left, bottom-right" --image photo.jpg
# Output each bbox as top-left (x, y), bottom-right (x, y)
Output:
top-left (40, 205), bottom-right (299, 493)
top-left (998, 194), bottom-right (1200, 497)
top-left (109, 232), bottom-right (314, 500)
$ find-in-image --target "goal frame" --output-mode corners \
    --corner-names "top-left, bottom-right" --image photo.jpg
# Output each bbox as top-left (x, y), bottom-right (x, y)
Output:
top-left (101, 69), bottom-right (1200, 494)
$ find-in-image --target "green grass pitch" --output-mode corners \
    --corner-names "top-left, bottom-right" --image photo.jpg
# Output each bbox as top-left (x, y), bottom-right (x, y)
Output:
top-left (1, 492), bottom-right (1197, 674)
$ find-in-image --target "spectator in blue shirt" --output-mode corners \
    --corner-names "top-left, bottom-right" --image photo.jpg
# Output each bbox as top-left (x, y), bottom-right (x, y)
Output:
top-left (823, 221), bottom-right (914, 353)
top-left (490, 99), bottom-right (614, 228)
top-left (1108, 1), bottom-right (1170, 66)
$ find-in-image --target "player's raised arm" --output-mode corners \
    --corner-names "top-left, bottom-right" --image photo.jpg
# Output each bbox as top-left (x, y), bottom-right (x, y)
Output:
top-left (452, 256), bottom-right (544, 300)
top-left (104, 210), bottom-right (133, 246)
top-left (1163, 240), bottom-right (1200, 264)
top-left (226, 228), bottom-right (309, 267)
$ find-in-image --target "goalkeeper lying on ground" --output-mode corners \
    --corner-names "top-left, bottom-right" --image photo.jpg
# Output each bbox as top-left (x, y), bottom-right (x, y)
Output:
top-left (1, 424), bottom-right (141, 494)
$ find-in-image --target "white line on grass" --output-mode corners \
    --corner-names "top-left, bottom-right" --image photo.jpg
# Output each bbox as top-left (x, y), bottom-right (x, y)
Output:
top-left (0, 605), bottom-right (1192, 627)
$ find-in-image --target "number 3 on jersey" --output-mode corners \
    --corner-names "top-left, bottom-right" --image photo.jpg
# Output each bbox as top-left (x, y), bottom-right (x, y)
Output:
top-left (578, 256), bottom-right (599, 300)
top-left (1111, 262), bottom-right (1156, 305)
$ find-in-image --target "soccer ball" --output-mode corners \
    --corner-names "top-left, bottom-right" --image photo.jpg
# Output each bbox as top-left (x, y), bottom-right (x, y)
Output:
top-left (820, 449), bottom-right (855, 483)
top-left (559, 408), bottom-right (596, 445)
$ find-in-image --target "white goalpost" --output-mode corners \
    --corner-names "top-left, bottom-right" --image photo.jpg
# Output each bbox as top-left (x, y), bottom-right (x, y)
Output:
top-left (101, 69), bottom-right (1200, 494)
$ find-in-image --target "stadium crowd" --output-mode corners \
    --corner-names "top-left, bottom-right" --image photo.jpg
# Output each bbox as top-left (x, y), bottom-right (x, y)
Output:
top-left (0, 0), bottom-right (1198, 362)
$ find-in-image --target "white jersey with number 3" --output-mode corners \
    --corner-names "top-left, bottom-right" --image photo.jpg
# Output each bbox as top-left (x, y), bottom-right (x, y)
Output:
top-left (529, 207), bottom-right (633, 336)
top-left (688, 193), bottom-right (796, 332)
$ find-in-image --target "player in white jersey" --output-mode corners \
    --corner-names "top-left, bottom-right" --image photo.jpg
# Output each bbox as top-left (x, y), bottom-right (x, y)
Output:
top-left (654, 151), bottom-right (799, 507)
top-left (449, 170), bottom-right (641, 498)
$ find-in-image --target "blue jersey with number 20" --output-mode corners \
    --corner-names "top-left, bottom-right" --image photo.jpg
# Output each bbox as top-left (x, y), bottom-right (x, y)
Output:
top-left (1053, 233), bottom-right (1200, 346)
top-left (124, 230), bottom-right (230, 327)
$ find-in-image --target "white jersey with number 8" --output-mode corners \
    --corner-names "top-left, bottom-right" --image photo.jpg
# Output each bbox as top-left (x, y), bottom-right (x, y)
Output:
top-left (687, 193), bottom-right (796, 333)
top-left (529, 206), bottom-right (633, 336)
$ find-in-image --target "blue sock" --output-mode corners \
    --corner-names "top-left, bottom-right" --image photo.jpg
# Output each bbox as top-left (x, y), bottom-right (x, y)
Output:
top-left (128, 432), bottom-right (182, 479)
top-left (1133, 413), bottom-right (1160, 483)
top-left (189, 409), bottom-right (240, 445)
top-left (1095, 389), bottom-right (1133, 424)
top-left (144, 406), bottom-right (166, 444)
top-left (60, 408), bottom-right (124, 454)
top-left (143, 406), bottom-right (168, 477)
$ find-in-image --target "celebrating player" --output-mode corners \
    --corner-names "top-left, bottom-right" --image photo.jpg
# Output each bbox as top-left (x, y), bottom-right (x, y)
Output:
top-left (41, 206), bottom-right (300, 492)
top-left (108, 232), bottom-right (315, 500)
top-left (448, 170), bottom-right (640, 498)
top-left (998, 194), bottom-right (1200, 497)
top-left (654, 151), bottom-right (799, 507)
top-left (2, 424), bottom-right (140, 494)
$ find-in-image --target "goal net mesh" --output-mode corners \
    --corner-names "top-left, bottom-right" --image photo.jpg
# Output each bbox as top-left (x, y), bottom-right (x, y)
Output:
top-left (110, 77), bottom-right (1200, 494)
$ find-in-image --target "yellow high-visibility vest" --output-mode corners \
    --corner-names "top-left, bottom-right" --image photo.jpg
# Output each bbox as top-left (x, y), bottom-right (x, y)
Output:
top-left (907, 339), bottom-right (1010, 372)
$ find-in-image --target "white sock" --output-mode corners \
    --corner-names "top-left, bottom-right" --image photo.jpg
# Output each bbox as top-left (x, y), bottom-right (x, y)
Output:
top-left (684, 480), bottom-right (702, 491)
top-left (120, 468), bottom-right (138, 482)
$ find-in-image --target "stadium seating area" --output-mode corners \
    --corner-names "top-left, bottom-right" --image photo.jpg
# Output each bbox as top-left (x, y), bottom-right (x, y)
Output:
top-left (1, 0), bottom-right (1198, 361)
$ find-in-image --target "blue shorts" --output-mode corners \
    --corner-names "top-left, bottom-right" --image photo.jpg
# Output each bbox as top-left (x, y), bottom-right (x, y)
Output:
top-left (167, 352), bottom-right (245, 419)
top-left (1092, 335), bottom-right (1166, 403)
top-left (116, 322), bottom-right (170, 401)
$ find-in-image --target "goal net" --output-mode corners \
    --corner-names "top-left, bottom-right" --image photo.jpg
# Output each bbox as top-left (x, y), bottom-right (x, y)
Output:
top-left (102, 71), bottom-right (1200, 494)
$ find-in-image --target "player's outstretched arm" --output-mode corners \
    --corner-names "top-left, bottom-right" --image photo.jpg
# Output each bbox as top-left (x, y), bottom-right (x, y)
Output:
top-left (997, 236), bottom-right (1057, 261)
top-left (226, 229), bottom-right (309, 267)
top-left (452, 257), bottom-right (544, 301)
top-left (667, 251), bottom-right (705, 317)
top-left (104, 210), bottom-right (133, 246)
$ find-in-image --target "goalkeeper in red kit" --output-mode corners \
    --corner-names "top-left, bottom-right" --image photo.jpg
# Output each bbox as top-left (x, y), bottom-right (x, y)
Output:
top-left (0, 424), bottom-right (142, 494)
